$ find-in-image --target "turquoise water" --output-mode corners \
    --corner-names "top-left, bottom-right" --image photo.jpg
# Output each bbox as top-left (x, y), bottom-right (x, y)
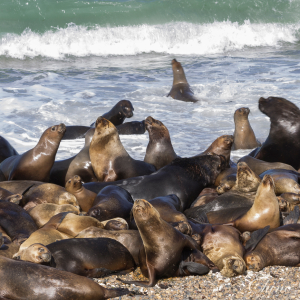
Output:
top-left (0, 0), bottom-right (300, 161)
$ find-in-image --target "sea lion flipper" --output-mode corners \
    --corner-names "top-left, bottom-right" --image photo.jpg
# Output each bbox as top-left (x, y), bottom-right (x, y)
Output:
top-left (283, 206), bottom-right (300, 225)
top-left (178, 261), bottom-right (209, 276)
top-left (189, 213), bottom-right (209, 224)
top-left (245, 225), bottom-right (270, 252)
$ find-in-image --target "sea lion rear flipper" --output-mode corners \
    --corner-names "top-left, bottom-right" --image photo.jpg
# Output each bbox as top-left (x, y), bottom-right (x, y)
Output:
top-left (189, 212), bottom-right (209, 224)
top-left (245, 225), bottom-right (270, 252)
top-left (178, 261), bottom-right (209, 276)
top-left (283, 206), bottom-right (300, 225)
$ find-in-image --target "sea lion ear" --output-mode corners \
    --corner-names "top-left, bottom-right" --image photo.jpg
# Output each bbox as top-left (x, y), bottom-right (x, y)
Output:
top-left (283, 206), bottom-right (300, 225)
top-left (245, 225), bottom-right (270, 253)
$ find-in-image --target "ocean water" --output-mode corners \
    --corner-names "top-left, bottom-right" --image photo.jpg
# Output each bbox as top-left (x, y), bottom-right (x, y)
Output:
top-left (1, 0), bottom-right (300, 162)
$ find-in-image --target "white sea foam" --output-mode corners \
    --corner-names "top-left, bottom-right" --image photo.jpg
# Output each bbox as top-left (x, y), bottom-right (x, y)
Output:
top-left (0, 21), bottom-right (299, 59)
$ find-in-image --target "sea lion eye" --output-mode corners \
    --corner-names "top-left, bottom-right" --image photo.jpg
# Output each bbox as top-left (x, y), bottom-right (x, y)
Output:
top-left (51, 126), bottom-right (56, 131)
top-left (39, 248), bottom-right (45, 252)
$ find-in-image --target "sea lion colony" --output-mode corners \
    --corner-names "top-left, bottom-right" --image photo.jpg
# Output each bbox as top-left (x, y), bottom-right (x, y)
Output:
top-left (0, 59), bottom-right (300, 299)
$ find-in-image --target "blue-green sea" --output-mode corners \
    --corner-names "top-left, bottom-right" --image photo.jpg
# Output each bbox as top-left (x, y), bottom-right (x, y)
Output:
top-left (1, 0), bottom-right (300, 160)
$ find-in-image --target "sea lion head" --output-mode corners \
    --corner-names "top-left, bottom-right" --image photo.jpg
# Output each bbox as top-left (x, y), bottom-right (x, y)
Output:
top-left (261, 174), bottom-right (275, 191)
top-left (44, 123), bottom-right (66, 141)
top-left (13, 243), bottom-right (51, 264)
top-left (57, 191), bottom-right (80, 210)
top-left (221, 256), bottom-right (246, 277)
top-left (104, 219), bottom-right (129, 230)
top-left (118, 100), bottom-right (134, 118)
top-left (218, 135), bottom-right (234, 151)
top-left (145, 116), bottom-right (170, 141)
top-left (65, 175), bottom-right (83, 193)
top-left (244, 252), bottom-right (263, 272)
top-left (234, 107), bottom-right (250, 122)
top-left (94, 116), bottom-right (118, 138)
top-left (133, 199), bottom-right (160, 224)
top-left (171, 59), bottom-right (188, 84)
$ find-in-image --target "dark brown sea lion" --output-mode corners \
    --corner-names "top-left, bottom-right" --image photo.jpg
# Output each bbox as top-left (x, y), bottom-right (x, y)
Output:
top-left (238, 155), bottom-right (296, 174)
top-left (118, 199), bottom-right (216, 287)
top-left (0, 124), bottom-right (66, 181)
top-left (0, 136), bottom-right (18, 163)
top-left (252, 97), bottom-right (300, 170)
top-left (65, 175), bottom-right (97, 212)
top-left (230, 175), bottom-right (280, 232)
top-left (84, 154), bottom-right (227, 210)
top-left (87, 185), bottom-right (133, 221)
top-left (28, 203), bottom-right (80, 228)
top-left (116, 120), bottom-right (146, 135)
top-left (76, 227), bottom-right (143, 265)
top-left (232, 107), bottom-right (260, 150)
top-left (144, 116), bottom-right (177, 170)
top-left (244, 224), bottom-right (300, 271)
top-left (0, 256), bottom-right (129, 299)
top-left (167, 59), bottom-right (199, 103)
top-left (0, 200), bottom-right (38, 244)
top-left (50, 128), bottom-right (97, 186)
top-left (259, 169), bottom-right (300, 195)
top-left (90, 117), bottom-right (156, 182)
top-left (201, 225), bottom-right (246, 277)
top-left (197, 135), bottom-right (234, 168)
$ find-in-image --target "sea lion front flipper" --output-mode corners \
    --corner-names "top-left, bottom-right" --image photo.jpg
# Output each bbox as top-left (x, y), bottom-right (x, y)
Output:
top-left (245, 225), bottom-right (270, 252)
top-left (283, 206), bottom-right (300, 225)
top-left (178, 261), bottom-right (209, 276)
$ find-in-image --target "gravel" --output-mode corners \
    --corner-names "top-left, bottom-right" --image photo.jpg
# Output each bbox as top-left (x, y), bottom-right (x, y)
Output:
top-left (95, 266), bottom-right (300, 299)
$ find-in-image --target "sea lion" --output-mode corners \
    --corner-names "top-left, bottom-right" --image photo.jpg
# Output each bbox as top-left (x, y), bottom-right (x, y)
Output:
top-left (75, 227), bottom-right (143, 265)
top-left (50, 128), bottom-right (97, 186)
top-left (238, 155), bottom-right (296, 174)
top-left (244, 224), bottom-right (300, 271)
top-left (252, 97), bottom-right (300, 170)
top-left (230, 175), bottom-right (280, 232)
top-left (0, 256), bottom-right (129, 299)
top-left (22, 183), bottom-right (79, 211)
top-left (0, 226), bottom-right (21, 259)
top-left (196, 135), bottom-right (234, 168)
top-left (190, 188), bottom-right (218, 208)
top-left (87, 185), bottom-right (133, 221)
top-left (0, 200), bottom-right (38, 244)
top-left (232, 107), bottom-right (260, 150)
top-left (278, 193), bottom-right (300, 213)
top-left (89, 117), bottom-right (156, 182)
top-left (167, 59), bottom-right (199, 102)
top-left (28, 203), bottom-right (80, 228)
top-left (0, 180), bottom-right (43, 195)
top-left (84, 154), bottom-right (227, 210)
top-left (101, 217), bottom-right (129, 230)
top-left (214, 167), bottom-right (237, 187)
top-left (201, 225), bottom-right (246, 277)
top-left (144, 116), bottom-right (177, 170)
top-left (0, 187), bottom-right (22, 204)
top-left (65, 175), bottom-right (97, 212)
top-left (0, 136), bottom-right (18, 163)
top-left (259, 169), bottom-right (300, 195)
top-left (116, 120), bottom-right (146, 135)
top-left (118, 199), bottom-right (216, 287)
top-left (0, 124), bottom-right (66, 181)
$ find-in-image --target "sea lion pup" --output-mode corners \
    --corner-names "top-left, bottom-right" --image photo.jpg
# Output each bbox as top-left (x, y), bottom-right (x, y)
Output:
top-left (89, 117), bottom-right (156, 182)
top-left (118, 200), bottom-right (216, 287)
top-left (196, 135), bottom-right (234, 168)
top-left (144, 116), bottom-right (177, 170)
top-left (76, 227), bottom-right (143, 265)
top-left (0, 256), bottom-right (129, 300)
top-left (50, 128), bottom-right (97, 187)
top-left (84, 154), bottom-right (227, 210)
top-left (87, 185), bottom-right (133, 221)
top-left (0, 123), bottom-right (66, 181)
top-left (65, 175), bottom-right (97, 212)
top-left (201, 225), bottom-right (246, 277)
top-left (21, 183), bottom-right (79, 211)
top-left (238, 155), bottom-right (296, 175)
top-left (28, 203), bottom-right (80, 228)
top-left (232, 107), bottom-right (260, 150)
top-left (252, 97), bottom-right (300, 170)
top-left (167, 59), bottom-right (199, 103)
top-left (0, 200), bottom-right (38, 244)
top-left (229, 175), bottom-right (280, 232)
top-left (217, 162), bottom-right (261, 194)
top-left (259, 169), bottom-right (300, 195)
top-left (0, 135), bottom-right (18, 163)
top-left (244, 224), bottom-right (300, 271)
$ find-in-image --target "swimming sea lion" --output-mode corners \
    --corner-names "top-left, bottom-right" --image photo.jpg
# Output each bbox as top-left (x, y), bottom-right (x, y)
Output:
top-left (144, 116), bottom-right (177, 170)
top-left (0, 256), bottom-right (129, 299)
top-left (89, 117), bottom-right (156, 182)
top-left (0, 136), bottom-right (18, 163)
top-left (84, 154), bottom-right (227, 210)
top-left (232, 107), bottom-right (260, 150)
top-left (65, 175), bottom-right (97, 212)
top-left (0, 124), bottom-right (66, 181)
top-left (167, 59), bottom-right (199, 102)
top-left (253, 97), bottom-right (300, 170)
